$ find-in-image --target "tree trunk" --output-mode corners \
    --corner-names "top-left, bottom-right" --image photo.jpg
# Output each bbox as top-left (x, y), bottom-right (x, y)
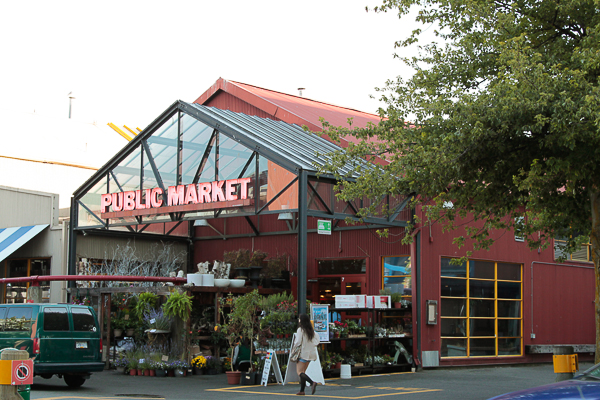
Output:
top-left (590, 190), bottom-right (600, 364)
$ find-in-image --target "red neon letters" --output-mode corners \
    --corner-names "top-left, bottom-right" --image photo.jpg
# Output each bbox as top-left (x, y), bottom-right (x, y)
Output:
top-left (100, 178), bottom-right (251, 214)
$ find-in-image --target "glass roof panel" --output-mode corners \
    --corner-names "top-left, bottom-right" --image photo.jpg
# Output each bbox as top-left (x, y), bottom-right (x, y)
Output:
top-left (181, 113), bottom-right (213, 185)
top-left (111, 145), bottom-right (142, 193)
top-left (218, 133), bottom-right (255, 181)
top-left (146, 114), bottom-right (178, 188)
top-left (78, 177), bottom-right (108, 228)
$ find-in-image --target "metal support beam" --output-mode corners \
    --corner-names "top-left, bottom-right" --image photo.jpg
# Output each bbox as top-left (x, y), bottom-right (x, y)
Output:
top-left (297, 170), bottom-right (308, 315)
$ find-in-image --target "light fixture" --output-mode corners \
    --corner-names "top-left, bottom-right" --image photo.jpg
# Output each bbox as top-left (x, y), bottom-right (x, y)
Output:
top-left (278, 212), bottom-right (294, 221)
top-left (193, 219), bottom-right (209, 227)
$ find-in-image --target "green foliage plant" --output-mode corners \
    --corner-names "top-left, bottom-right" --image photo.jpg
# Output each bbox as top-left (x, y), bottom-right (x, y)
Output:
top-left (162, 290), bottom-right (193, 320)
top-left (134, 292), bottom-right (160, 320)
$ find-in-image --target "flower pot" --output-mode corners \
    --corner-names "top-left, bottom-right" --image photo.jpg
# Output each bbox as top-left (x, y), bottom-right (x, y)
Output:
top-left (214, 278), bottom-right (230, 287)
top-left (138, 369), bottom-right (144, 376)
top-left (116, 367), bottom-right (125, 374)
top-left (126, 328), bottom-right (135, 337)
top-left (230, 279), bottom-right (245, 288)
top-left (129, 368), bottom-right (137, 376)
top-left (208, 368), bottom-right (218, 375)
top-left (240, 371), bottom-right (256, 385)
top-left (144, 369), bottom-right (150, 376)
top-left (167, 370), bottom-right (175, 377)
top-left (334, 362), bottom-right (342, 369)
top-left (113, 329), bottom-right (123, 337)
top-left (202, 274), bottom-right (214, 287)
top-left (226, 370), bottom-right (241, 385)
top-left (187, 273), bottom-right (203, 286)
top-left (193, 366), bottom-right (204, 375)
top-left (394, 302), bottom-right (403, 309)
top-left (149, 369), bottom-right (156, 377)
top-left (155, 369), bottom-right (167, 377)
top-left (175, 368), bottom-right (186, 377)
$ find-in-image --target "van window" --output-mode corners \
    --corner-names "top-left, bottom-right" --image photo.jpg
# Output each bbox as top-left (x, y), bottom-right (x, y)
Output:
top-left (43, 307), bottom-right (69, 331)
top-left (0, 308), bottom-right (6, 331)
top-left (3, 307), bottom-right (33, 332)
top-left (72, 308), bottom-right (96, 332)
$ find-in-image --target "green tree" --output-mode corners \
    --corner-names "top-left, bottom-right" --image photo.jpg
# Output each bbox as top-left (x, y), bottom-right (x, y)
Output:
top-left (318, 1), bottom-right (600, 361)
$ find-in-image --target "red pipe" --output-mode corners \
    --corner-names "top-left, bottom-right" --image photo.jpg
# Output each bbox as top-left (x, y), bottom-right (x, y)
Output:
top-left (0, 275), bottom-right (187, 285)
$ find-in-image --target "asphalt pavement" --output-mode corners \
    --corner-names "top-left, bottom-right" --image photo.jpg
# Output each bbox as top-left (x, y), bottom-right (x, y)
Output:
top-left (29, 362), bottom-right (592, 400)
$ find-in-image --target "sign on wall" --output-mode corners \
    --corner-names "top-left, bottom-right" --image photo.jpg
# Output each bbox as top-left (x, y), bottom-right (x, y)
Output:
top-left (317, 220), bottom-right (331, 235)
top-left (310, 304), bottom-right (330, 343)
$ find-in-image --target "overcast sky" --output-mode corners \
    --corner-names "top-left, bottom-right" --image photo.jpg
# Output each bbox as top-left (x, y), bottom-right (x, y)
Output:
top-left (0, 1), bottom-right (422, 129)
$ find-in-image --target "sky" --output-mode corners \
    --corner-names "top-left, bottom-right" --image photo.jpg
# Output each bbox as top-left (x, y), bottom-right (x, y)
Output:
top-left (0, 1), bottom-right (422, 130)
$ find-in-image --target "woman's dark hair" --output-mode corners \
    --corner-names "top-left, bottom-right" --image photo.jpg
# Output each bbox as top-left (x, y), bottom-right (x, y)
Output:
top-left (298, 313), bottom-right (315, 341)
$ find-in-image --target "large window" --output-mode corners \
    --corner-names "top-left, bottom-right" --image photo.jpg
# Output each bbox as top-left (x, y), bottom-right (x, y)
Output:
top-left (440, 258), bottom-right (522, 358)
top-left (3, 258), bottom-right (50, 303)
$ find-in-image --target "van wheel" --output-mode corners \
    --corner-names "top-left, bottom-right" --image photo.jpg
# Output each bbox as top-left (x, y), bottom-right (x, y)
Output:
top-left (64, 374), bottom-right (86, 387)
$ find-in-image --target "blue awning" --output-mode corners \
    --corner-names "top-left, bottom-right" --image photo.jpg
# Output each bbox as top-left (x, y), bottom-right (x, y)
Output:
top-left (0, 225), bottom-right (49, 263)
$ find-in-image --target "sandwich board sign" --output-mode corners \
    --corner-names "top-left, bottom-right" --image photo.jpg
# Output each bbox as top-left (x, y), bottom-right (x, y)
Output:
top-left (283, 333), bottom-right (325, 386)
top-left (261, 349), bottom-right (283, 386)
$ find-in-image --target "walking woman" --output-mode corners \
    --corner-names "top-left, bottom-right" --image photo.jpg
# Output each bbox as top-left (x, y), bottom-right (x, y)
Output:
top-left (294, 313), bottom-right (321, 395)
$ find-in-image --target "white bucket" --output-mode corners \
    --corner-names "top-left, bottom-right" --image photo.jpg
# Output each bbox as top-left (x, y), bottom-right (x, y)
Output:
top-left (340, 364), bottom-right (351, 379)
top-left (187, 274), bottom-right (202, 286)
top-left (202, 274), bottom-right (214, 286)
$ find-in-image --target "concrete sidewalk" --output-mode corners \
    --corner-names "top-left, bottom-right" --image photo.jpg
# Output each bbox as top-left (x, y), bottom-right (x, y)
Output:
top-left (30, 363), bottom-right (589, 400)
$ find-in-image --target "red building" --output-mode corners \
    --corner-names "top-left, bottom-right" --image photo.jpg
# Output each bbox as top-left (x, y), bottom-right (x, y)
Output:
top-left (70, 78), bottom-right (595, 368)
top-left (193, 78), bottom-right (596, 367)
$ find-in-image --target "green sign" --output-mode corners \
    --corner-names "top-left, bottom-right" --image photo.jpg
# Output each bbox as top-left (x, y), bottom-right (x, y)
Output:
top-left (317, 220), bottom-right (331, 235)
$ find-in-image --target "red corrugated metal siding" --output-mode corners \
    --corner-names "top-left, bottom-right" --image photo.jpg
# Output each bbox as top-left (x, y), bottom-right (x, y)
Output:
top-left (418, 206), bottom-right (595, 365)
top-left (203, 91), bottom-right (281, 121)
top-left (193, 214), bottom-right (410, 297)
top-left (531, 262), bottom-right (594, 344)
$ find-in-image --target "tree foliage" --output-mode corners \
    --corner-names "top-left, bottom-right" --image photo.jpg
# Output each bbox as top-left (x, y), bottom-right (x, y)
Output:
top-left (317, 0), bottom-right (600, 359)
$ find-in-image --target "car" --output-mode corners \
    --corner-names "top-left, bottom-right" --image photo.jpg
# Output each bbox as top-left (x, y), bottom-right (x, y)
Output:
top-left (488, 362), bottom-right (600, 399)
top-left (0, 303), bottom-right (104, 387)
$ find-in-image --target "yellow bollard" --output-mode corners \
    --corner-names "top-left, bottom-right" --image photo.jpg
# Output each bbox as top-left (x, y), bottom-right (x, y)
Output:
top-left (0, 349), bottom-right (30, 400)
top-left (553, 354), bottom-right (579, 374)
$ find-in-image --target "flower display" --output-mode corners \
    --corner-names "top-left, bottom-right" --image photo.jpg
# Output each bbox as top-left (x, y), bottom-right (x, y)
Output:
top-left (191, 355), bottom-right (207, 369)
top-left (71, 296), bottom-right (92, 306)
top-left (112, 357), bottom-right (128, 368)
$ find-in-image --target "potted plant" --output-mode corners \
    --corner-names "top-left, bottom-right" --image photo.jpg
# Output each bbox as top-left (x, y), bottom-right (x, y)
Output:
top-left (154, 361), bottom-right (168, 377)
top-left (205, 356), bottom-right (221, 375)
top-left (162, 290), bottom-right (193, 321)
top-left (219, 290), bottom-right (262, 384)
top-left (111, 317), bottom-right (124, 337)
top-left (191, 355), bottom-right (207, 374)
top-left (263, 254), bottom-right (289, 287)
top-left (133, 292), bottom-right (160, 319)
top-left (391, 292), bottom-right (403, 308)
top-left (223, 249), bottom-right (252, 278)
top-left (173, 360), bottom-right (190, 377)
top-left (112, 356), bottom-right (128, 374)
top-left (128, 357), bottom-right (139, 376)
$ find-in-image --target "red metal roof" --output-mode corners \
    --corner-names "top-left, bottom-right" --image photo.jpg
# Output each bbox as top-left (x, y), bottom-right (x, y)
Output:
top-left (194, 78), bottom-right (382, 143)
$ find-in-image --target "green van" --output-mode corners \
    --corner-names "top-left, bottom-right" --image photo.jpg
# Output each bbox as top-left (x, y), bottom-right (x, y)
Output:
top-left (0, 303), bottom-right (104, 387)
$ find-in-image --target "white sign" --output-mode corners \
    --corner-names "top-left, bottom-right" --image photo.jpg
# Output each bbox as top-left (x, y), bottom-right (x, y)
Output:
top-left (284, 336), bottom-right (325, 386)
top-left (261, 349), bottom-right (283, 386)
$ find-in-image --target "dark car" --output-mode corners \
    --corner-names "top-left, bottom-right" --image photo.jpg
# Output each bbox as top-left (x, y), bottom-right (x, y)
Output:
top-left (0, 303), bottom-right (104, 387)
top-left (488, 363), bottom-right (600, 400)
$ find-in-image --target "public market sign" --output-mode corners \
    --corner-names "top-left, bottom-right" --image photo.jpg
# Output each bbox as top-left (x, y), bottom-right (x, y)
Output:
top-left (100, 178), bottom-right (252, 218)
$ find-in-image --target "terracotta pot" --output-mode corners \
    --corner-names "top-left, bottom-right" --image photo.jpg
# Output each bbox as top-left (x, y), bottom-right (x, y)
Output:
top-left (138, 369), bottom-right (144, 376)
top-left (394, 302), bottom-right (403, 309)
top-left (226, 370), bottom-right (241, 385)
top-left (149, 369), bottom-right (155, 376)
top-left (129, 368), bottom-right (137, 376)
top-left (334, 362), bottom-right (342, 369)
top-left (144, 370), bottom-right (150, 376)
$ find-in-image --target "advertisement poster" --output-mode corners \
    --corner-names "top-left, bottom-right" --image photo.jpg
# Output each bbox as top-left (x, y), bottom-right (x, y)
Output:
top-left (310, 304), bottom-right (330, 343)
